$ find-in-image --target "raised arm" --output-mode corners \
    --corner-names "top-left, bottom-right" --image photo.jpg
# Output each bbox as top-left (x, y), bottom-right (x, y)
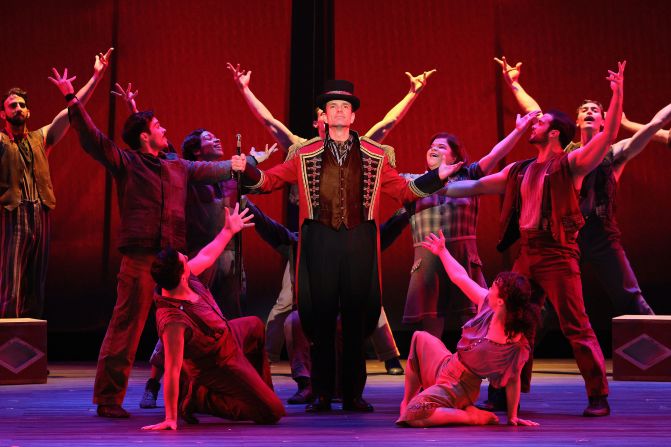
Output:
top-left (421, 230), bottom-right (488, 307)
top-left (494, 56), bottom-right (541, 114)
top-left (568, 61), bottom-right (625, 179)
top-left (111, 82), bottom-right (139, 113)
top-left (188, 204), bottom-right (254, 276)
top-left (43, 48), bottom-right (113, 149)
top-left (244, 199), bottom-right (298, 258)
top-left (226, 62), bottom-right (301, 151)
top-left (621, 112), bottom-right (670, 145)
top-left (142, 323), bottom-right (185, 431)
top-left (364, 69), bottom-right (436, 143)
top-left (478, 110), bottom-right (539, 174)
top-left (610, 102), bottom-right (671, 179)
top-left (49, 68), bottom-right (127, 173)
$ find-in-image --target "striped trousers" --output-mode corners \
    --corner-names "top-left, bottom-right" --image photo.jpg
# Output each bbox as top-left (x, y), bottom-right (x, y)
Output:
top-left (0, 202), bottom-right (50, 318)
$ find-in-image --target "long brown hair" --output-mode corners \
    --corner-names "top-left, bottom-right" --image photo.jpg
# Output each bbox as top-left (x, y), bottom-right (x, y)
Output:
top-left (493, 272), bottom-right (540, 341)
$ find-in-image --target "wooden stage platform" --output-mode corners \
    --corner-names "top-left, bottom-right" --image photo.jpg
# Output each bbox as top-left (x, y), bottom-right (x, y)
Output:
top-left (0, 360), bottom-right (668, 446)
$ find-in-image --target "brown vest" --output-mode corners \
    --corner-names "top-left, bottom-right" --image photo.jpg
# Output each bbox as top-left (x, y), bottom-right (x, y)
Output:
top-left (0, 129), bottom-right (56, 210)
top-left (497, 154), bottom-right (584, 251)
top-left (318, 142), bottom-right (364, 229)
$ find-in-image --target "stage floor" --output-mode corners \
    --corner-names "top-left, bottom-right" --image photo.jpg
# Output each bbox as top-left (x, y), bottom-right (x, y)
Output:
top-left (0, 360), bottom-right (668, 446)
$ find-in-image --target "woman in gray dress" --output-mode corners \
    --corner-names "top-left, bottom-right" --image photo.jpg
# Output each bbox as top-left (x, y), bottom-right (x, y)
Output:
top-left (397, 230), bottom-right (540, 427)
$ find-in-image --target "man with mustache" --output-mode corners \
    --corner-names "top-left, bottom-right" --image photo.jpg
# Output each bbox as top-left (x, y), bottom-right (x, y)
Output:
top-left (0, 49), bottom-right (112, 318)
top-left (443, 62), bottom-right (626, 417)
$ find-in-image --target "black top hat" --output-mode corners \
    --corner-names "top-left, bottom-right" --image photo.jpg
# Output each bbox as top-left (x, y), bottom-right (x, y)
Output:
top-left (316, 80), bottom-right (360, 111)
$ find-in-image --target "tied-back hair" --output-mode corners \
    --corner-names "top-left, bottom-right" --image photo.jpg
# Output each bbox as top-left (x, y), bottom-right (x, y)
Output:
top-left (546, 109), bottom-right (577, 149)
top-left (493, 271), bottom-right (540, 341)
top-left (151, 246), bottom-right (184, 291)
top-left (428, 132), bottom-right (469, 165)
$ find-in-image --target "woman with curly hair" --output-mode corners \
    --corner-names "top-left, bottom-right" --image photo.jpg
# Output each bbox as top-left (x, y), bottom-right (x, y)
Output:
top-left (397, 230), bottom-right (540, 427)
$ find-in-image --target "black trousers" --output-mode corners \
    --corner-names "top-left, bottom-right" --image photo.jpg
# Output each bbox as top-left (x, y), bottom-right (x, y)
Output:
top-left (298, 220), bottom-right (380, 400)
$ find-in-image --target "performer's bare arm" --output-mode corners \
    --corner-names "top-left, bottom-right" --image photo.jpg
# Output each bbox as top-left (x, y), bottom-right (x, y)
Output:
top-left (494, 56), bottom-right (541, 114)
top-left (505, 376), bottom-right (539, 426)
top-left (141, 323), bottom-right (185, 431)
top-left (610, 102), bottom-right (671, 180)
top-left (444, 163), bottom-right (513, 198)
top-left (621, 112), bottom-right (670, 145)
top-left (568, 62), bottom-right (625, 182)
top-left (227, 62), bottom-right (302, 151)
top-left (111, 82), bottom-right (139, 113)
top-left (478, 110), bottom-right (539, 174)
top-left (43, 48), bottom-right (113, 150)
top-left (364, 70), bottom-right (436, 143)
top-left (188, 203), bottom-right (254, 276)
top-left (420, 230), bottom-right (488, 309)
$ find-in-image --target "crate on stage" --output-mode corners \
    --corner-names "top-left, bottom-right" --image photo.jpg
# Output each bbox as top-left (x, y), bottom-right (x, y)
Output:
top-left (612, 315), bottom-right (671, 381)
top-left (0, 318), bottom-right (47, 385)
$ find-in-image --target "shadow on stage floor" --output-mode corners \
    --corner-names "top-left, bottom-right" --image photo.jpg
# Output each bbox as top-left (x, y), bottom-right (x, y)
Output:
top-left (0, 360), bottom-right (668, 446)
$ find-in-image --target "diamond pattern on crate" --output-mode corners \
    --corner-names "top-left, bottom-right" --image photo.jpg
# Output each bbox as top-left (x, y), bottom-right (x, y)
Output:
top-left (0, 337), bottom-right (45, 374)
top-left (615, 333), bottom-right (671, 371)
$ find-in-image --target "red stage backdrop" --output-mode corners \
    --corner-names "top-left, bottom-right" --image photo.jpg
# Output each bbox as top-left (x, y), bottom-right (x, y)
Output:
top-left (335, 0), bottom-right (671, 331)
top-left (1, 0), bottom-right (670, 340)
top-left (1, 0), bottom-right (292, 332)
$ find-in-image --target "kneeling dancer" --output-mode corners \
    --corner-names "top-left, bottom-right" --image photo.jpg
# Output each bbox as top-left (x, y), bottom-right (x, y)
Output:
top-left (142, 204), bottom-right (285, 430)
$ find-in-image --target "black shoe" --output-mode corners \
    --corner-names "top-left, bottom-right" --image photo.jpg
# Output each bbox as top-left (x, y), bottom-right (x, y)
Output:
top-left (305, 396), bottom-right (332, 412)
top-left (475, 386), bottom-right (507, 412)
top-left (97, 404), bottom-right (130, 418)
top-left (583, 396), bottom-right (610, 417)
top-left (181, 411), bottom-right (200, 425)
top-left (342, 397), bottom-right (374, 412)
top-left (288, 386), bottom-right (314, 404)
top-left (139, 378), bottom-right (161, 409)
top-left (385, 357), bottom-right (405, 375)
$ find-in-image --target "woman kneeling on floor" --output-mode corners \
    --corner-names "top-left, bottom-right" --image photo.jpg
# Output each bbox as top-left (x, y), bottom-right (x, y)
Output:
top-left (397, 230), bottom-right (539, 427)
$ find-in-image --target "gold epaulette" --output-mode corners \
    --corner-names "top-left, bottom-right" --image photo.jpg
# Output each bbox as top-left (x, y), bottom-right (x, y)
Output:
top-left (285, 136), bottom-right (322, 161)
top-left (360, 136), bottom-right (396, 168)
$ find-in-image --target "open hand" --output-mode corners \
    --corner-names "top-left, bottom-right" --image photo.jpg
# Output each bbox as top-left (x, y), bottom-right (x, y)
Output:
top-left (607, 60), bottom-right (626, 94)
top-left (226, 62), bottom-right (251, 89)
top-left (48, 68), bottom-right (76, 95)
top-left (494, 56), bottom-right (523, 85)
top-left (250, 143), bottom-right (278, 164)
top-left (111, 82), bottom-right (139, 113)
top-left (420, 230), bottom-right (447, 256)
top-left (508, 416), bottom-right (539, 427)
top-left (406, 69), bottom-right (437, 93)
top-left (141, 418), bottom-right (177, 431)
top-left (437, 160), bottom-right (464, 180)
top-left (516, 109), bottom-right (541, 131)
top-left (224, 203), bottom-right (255, 234)
top-left (94, 48), bottom-right (114, 79)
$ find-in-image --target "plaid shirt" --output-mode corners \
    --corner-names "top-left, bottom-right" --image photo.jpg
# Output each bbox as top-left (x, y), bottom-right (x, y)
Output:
top-left (403, 162), bottom-right (484, 244)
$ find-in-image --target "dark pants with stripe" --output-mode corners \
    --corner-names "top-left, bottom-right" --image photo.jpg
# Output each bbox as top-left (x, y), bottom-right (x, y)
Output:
top-left (578, 217), bottom-right (654, 315)
top-left (0, 202), bottom-right (50, 318)
top-left (298, 221), bottom-right (380, 402)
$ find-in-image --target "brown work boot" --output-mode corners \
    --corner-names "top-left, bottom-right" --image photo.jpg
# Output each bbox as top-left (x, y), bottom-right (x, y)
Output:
top-left (97, 404), bottom-right (130, 418)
